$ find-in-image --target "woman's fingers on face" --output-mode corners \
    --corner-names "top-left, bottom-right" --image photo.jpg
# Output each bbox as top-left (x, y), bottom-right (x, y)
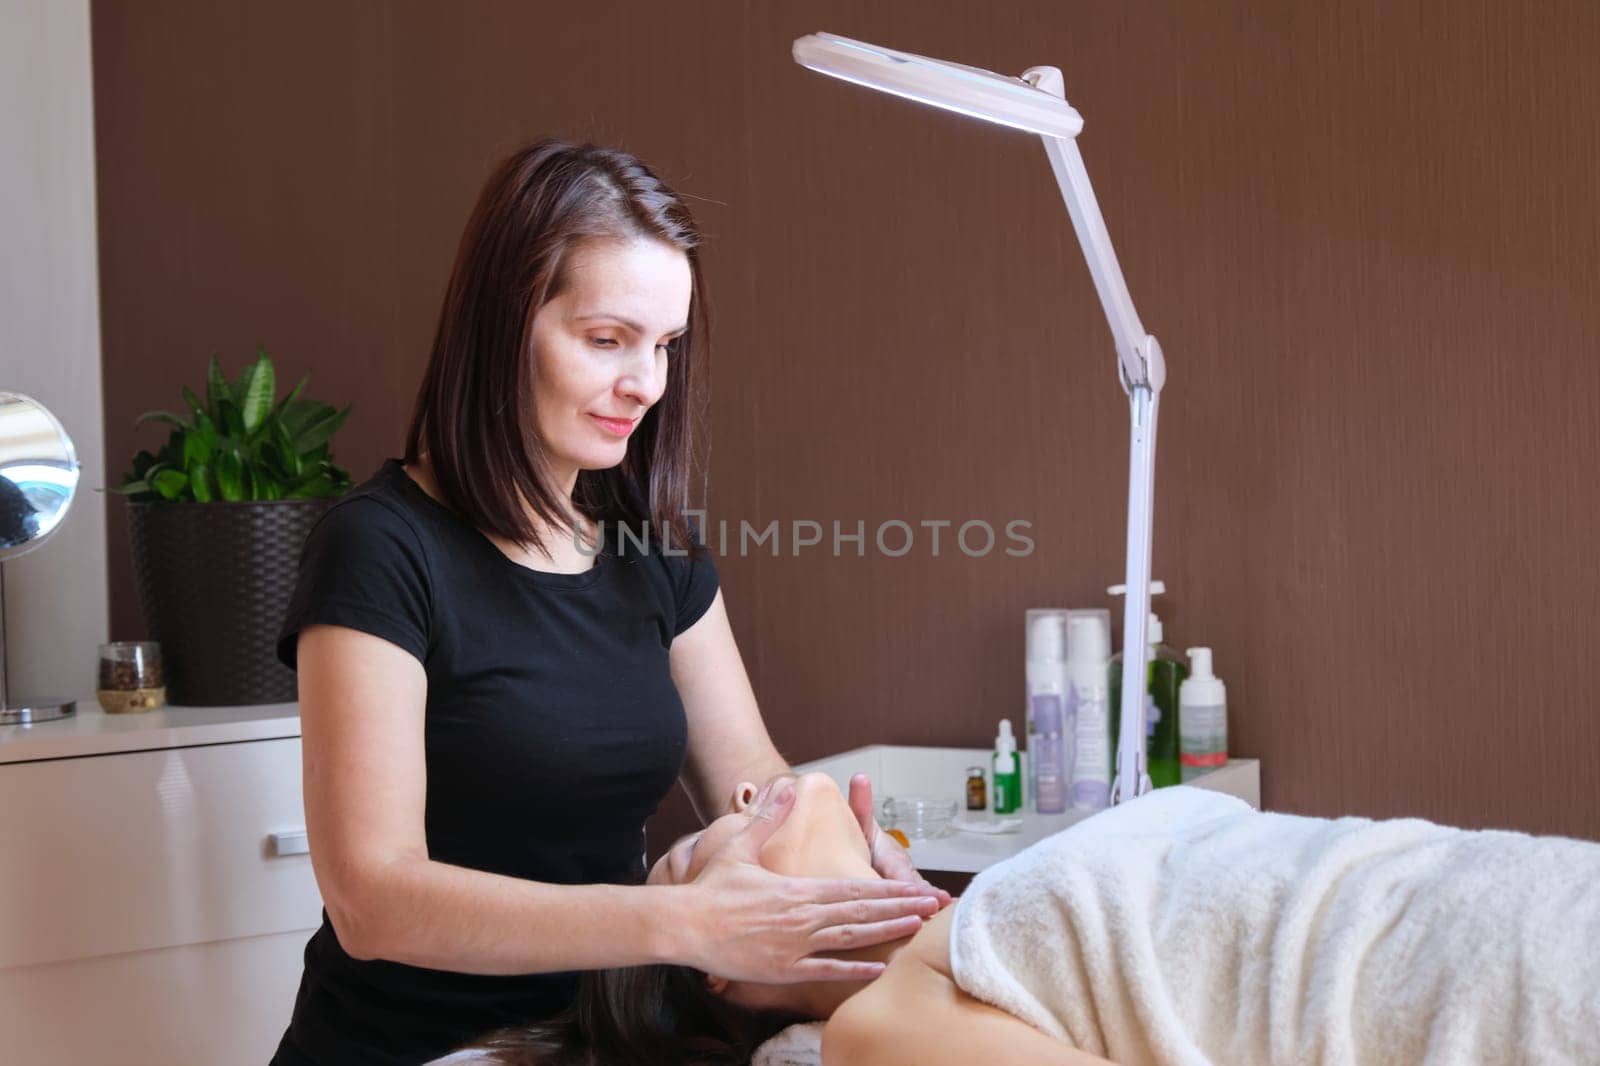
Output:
top-left (807, 876), bottom-right (928, 902)
top-left (811, 894), bottom-right (940, 928)
top-left (870, 840), bottom-right (918, 880)
top-left (790, 957), bottom-right (888, 983)
top-left (809, 914), bottom-right (927, 953)
top-left (847, 774), bottom-right (874, 824)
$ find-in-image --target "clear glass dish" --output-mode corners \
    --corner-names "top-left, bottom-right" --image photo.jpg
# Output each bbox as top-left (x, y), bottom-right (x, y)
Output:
top-left (878, 795), bottom-right (959, 840)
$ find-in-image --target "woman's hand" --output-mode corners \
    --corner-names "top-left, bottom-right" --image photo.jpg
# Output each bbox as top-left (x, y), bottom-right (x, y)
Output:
top-left (848, 773), bottom-right (954, 910)
top-left (679, 783), bottom-right (943, 984)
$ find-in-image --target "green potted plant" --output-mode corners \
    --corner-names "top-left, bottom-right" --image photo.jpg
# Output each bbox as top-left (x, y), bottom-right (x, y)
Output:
top-left (115, 349), bottom-right (351, 705)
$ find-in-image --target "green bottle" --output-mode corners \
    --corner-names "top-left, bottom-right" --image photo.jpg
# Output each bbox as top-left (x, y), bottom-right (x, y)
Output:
top-left (992, 718), bottom-right (1022, 814)
top-left (1107, 584), bottom-right (1188, 788)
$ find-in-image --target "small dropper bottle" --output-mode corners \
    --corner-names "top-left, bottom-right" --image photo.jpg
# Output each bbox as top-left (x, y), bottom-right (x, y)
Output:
top-left (992, 719), bottom-right (1022, 814)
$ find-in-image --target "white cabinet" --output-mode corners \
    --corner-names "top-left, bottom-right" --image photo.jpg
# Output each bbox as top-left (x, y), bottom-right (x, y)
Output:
top-left (0, 704), bottom-right (319, 1065)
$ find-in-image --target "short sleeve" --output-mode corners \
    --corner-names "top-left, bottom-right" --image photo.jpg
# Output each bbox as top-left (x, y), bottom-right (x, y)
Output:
top-left (276, 496), bottom-right (433, 669)
top-left (666, 525), bottom-right (720, 637)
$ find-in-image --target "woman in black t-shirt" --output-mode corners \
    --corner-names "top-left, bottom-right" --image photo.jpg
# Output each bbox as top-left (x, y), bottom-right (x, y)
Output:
top-left (268, 140), bottom-right (949, 1066)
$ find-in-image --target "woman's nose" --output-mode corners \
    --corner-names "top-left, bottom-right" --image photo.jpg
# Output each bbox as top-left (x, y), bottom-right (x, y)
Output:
top-left (616, 352), bottom-right (666, 407)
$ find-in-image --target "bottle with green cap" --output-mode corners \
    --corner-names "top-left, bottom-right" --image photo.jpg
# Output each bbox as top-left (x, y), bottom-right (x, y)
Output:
top-left (991, 718), bottom-right (1022, 814)
top-left (1107, 581), bottom-right (1188, 788)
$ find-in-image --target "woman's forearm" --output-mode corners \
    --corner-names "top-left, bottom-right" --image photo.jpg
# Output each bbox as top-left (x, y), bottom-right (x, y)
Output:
top-left (333, 855), bottom-right (690, 975)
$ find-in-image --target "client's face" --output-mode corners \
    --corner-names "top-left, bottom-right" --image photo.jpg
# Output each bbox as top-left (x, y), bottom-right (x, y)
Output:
top-left (646, 771), bottom-right (875, 888)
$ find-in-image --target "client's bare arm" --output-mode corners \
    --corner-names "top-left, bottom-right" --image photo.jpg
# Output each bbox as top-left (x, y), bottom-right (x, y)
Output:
top-left (821, 908), bottom-right (1114, 1066)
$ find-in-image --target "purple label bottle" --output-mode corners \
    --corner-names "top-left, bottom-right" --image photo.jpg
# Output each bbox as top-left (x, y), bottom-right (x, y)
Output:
top-left (1031, 693), bottom-right (1070, 814)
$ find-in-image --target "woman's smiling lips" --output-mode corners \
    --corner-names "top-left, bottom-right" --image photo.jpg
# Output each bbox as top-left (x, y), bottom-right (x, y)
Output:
top-left (589, 414), bottom-right (636, 436)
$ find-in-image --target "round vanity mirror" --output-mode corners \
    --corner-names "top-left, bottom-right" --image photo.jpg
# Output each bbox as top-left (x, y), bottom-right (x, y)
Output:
top-left (0, 391), bottom-right (81, 723)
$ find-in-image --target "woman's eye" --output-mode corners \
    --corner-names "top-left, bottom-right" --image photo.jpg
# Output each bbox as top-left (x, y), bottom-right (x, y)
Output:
top-left (589, 337), bottom-right (619, 349)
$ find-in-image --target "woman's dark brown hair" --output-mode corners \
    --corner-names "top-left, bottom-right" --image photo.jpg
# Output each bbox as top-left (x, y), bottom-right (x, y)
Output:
top-left (404, 139), bottom-right (710, 559)
top-left (470, 964), bottom-right (802, 1065)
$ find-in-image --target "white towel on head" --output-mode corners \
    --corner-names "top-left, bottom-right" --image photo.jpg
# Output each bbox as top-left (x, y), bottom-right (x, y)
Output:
top-left (950, 786), bottom-right (1600, 1065)
top-left (751, 1020), bottom-right (826, 1065)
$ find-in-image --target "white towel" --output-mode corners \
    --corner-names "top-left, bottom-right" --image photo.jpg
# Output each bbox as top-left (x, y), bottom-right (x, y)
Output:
top-left (751, 1020), bottom-right (826, 1065)
top-left (950, 786), bottom-right (1600, 1065)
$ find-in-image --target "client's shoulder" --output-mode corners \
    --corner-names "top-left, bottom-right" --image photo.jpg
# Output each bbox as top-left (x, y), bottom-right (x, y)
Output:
top-left (823, 905), bottom-right (1114, 1065)
top-left (821, 908), bottom-right (958, 1064)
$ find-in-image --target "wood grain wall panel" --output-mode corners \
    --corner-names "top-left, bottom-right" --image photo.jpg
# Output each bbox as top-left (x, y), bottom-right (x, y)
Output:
top-left (91, 1), bottom-right (1600, 844)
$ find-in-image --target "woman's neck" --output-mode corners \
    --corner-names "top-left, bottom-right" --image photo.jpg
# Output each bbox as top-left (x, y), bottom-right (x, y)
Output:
top-left (404, 456), bottom-right (598, 571)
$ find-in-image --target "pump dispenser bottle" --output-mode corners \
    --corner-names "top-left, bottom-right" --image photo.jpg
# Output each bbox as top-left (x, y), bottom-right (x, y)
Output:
top-left (992, 719), bottom-right (1022, 814)
top-left (1030, 690), bottom-right (1069, 814)
top-left (1108, 581), bottom-right (1188, 788)
top-left (1025, 610), bottom-right (1070, 811)
top-left (1179, 648), bottom-right (1228, 781)
top-left (1066, 614), bottom-right (1111, 809)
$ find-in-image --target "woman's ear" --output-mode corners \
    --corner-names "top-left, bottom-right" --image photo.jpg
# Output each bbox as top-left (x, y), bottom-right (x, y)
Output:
top-left (729, 781), bottom-right (758, 813)
top-left (704, 974), bottom-right (730, 995)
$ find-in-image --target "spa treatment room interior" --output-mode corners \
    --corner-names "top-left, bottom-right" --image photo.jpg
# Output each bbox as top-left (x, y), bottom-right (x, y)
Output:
top-left (3, 1), bottom-right (1597, 1064)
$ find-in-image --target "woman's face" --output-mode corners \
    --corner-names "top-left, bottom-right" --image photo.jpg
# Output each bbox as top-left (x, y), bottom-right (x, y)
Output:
top-left (527, 237), bottom-right (692, 489)
top-left (646, 771), bottom-right (875, 887)
top-left (648, 773), bottom-right (902, 1019)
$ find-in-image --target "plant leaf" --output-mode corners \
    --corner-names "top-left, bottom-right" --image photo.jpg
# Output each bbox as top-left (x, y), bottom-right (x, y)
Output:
top-left (287, 472), bottom-right (334, 499)
top-left (187, 462), bottom-right (214, 503)
top-left (279, 398), bottom-right (327, 438)
top-left (241, 352), bottom-right (275, 435)
top-left (255, 468), bottom-right (284, 499)
top-left (180, 386), bottom-right (206, 420)
top-left (182, 423), bottom-right (215, 468)
top-left (271, 420), bottom-right (302, 479)
top-left (151, 468), bottom-right (189, 500)
top-left (230, 353), bottom-right (258, 402)
top-left (273, 374), bottom-right (308, 416)
top-left (217, 396), bottom-right (245, 439)
top-left (111, 479), bottom-right (151, 495)
top-left (135, 410), bottom-right (190, 432)
top-left (206, 353), bottom-right (234, 426)
top-left (292, 404), bottom-right (351, 456)
top-left (215, 451), bottom-right (245, 501)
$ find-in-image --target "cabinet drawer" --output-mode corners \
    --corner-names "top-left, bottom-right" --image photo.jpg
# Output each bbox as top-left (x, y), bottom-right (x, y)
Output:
top-left (0, 737), bottom-right (323, 968)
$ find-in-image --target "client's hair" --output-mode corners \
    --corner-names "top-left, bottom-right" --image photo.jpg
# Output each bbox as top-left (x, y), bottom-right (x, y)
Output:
top-left (471, 963), bottom-right (801, 1065)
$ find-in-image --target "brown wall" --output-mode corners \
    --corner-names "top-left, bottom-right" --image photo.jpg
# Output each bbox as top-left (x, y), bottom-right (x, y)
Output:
top-left (92, 1), bottom-right (1600, 842)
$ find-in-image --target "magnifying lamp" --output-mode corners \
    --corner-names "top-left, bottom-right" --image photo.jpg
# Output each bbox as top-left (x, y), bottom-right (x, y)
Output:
top-left (794, 31), bottom-right (1166, 803)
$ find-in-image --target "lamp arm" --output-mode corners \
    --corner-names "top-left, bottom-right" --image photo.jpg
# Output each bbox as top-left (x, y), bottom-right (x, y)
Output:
top-left (1110, 386), bottom-right (1159, 802)
top-left (1032, 115), bottom-right (1165, 393)
top-left (1024, 68), bottom-right (1165, 803)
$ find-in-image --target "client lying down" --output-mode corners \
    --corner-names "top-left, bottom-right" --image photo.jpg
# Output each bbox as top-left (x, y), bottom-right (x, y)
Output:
top-left (457, 772), bottom-right (1600, 1065)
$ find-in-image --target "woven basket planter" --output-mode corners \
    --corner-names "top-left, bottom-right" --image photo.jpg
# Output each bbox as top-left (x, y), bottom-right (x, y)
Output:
top-left (127, 497), bottom-right (333, 706)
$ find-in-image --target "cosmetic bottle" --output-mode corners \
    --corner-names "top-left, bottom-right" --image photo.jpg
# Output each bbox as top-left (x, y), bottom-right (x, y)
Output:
top-left (1107, 582), bottom-right (1188, 788)
top-left (991, 719), bottom-right (1022, 814)
top-left (1025, 609), bottom-right (1071, 809)
top-left (965, 767), bottom-right (987, 811)
top-left (1065, 613), bottom-right (1112, 809)
top-left (1031, 689), bottom-right (1070, 813)
top-left (1179, 647), bottom-right (1228, 782)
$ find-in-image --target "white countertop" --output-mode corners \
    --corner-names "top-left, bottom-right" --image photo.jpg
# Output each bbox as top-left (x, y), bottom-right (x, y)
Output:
top-left (797, 744), bottom-right (1262, 874)
top-left (0, 701), bottom-right (301, 764)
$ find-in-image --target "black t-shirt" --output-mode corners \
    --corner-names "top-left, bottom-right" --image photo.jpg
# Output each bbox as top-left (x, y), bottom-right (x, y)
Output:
top-left (269, 459), bottom-right (719, 1065)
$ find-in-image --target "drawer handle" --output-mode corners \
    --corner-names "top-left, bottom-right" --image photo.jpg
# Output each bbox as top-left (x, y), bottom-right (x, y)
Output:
top-left (269, 829), bottom-right (310, 857)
